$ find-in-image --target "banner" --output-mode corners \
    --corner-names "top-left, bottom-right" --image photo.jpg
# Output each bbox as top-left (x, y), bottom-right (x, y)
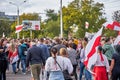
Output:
top-left (22, 20), bottom-right (40, 30)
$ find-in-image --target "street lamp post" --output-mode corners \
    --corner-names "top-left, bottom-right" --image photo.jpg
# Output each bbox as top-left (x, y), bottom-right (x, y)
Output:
top-left (60, 0), bottom-right (63, 38)
top-left (9, 0), bottom-right (26, 39)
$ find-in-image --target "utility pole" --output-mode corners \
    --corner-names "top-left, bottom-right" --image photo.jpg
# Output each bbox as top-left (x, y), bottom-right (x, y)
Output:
top-left (60, 0), bottom-right (63, 38)
top-left (9, 0), bottom-right (26, 39)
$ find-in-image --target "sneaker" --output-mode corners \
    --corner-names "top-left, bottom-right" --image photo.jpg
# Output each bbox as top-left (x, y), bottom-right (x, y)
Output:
top-left (23, 73), bottom-right (26, 75)
top-left (17, 68), bottom-right (20, 72)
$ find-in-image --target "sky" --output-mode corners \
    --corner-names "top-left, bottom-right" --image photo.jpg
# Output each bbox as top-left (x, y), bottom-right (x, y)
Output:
top-left (0, 0), bottom-right (120, 22)
top-left (0, 0), bottom-right (74, 20)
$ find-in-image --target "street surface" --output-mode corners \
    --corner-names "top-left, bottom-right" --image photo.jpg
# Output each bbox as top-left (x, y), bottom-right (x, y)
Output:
top-left (6, 65), bottom-right (81, 80)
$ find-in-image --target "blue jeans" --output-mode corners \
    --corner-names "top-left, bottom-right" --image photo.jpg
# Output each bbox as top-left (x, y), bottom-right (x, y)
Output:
top-left (84, 69), bottom-right (92, 80)
top-left (49, 71), bottom-right (64, 80)
top-left (12, 62), bottom-right (16, 73)
top-left (79, 62), bottom-right (85, 80)
top-left (21, 59), bottom-right (26, 73)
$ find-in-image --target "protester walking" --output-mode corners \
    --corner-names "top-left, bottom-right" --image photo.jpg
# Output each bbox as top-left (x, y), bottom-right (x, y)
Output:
top-left (60, 48), bottom-right (73, 80)
top-left (0, 39), bottom-right (8, 80)
top-left (103, 37), bottom-right (114, 65)
top-left (38, 38), bottom-right (50, 61)
top-left (79, 37), bottom-right (88, 80)
top-left (8, 43), bottom-right (19, 74)
top-left (109, 44), bottom-right (120, 80)
top-left (67, 43), bottom-right (78, 80)
top-left (45, 47), bottom-right (65, 80)
top-left (26, 40), bottom-right (45, 80)
top-left (93, 46), bottom-right (109, 80)
top-left (53, 37), bottom-right (67, 54)
top-left (18, 40), bottom-right (27, 74)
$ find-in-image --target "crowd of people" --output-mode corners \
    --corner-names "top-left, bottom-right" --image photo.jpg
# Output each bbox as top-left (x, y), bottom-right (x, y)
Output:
top-left (0, 36), bottom-right (120, 80)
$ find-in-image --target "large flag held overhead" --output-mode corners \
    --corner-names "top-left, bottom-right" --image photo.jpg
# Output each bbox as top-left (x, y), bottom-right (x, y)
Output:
top-left (84, 27), bottom-right (103, 73)
top-left (106, 21), bottom-right (120, 31)
top-left (15, 25), bottom-right (23, 33)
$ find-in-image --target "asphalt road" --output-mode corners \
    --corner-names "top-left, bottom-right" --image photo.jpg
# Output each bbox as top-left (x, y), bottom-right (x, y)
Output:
top-left (6, 70), bottom-right (31, 80)
top-left (6, 65), bottom-right (80, 80)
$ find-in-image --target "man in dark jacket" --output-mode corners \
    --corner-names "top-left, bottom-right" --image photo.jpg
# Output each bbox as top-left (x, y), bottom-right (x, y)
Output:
top-left (26, 40), bottom-right (45, 80)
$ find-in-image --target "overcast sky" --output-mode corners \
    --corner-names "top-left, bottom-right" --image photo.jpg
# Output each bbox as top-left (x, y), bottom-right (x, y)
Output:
top-left (0, 0), bottom-right (120, 22)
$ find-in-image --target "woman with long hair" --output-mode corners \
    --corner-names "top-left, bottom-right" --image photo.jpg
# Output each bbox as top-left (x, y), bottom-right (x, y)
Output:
top-left (45, 47), bottom-right (65, 80)
top-left (59, 48), bottom-right (73, 80)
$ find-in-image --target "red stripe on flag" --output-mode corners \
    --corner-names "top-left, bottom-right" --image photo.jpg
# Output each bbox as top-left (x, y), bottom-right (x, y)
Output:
top-left (12, 52), bottom-right (18, 57)
top-left (113, 21), bottom-right (120, 27)
top-left (106, 21), bottom-right (120, 31)
top-left (16, 26), bottom-right (22, 30)
top-left (87, 36), bottom-right (101, 58)
top-left (84, 36), bottom-right (101, 66)
top-left (15, 25), bottom-right (23, 33)
top-left (106, 24), bottom-right (114, 30)
top-left (84, 27), bottom-right (103, 70)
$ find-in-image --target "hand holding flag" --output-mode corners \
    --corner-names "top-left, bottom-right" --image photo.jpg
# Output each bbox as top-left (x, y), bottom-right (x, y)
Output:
top-left (84, 27), bottom-right (103, 73)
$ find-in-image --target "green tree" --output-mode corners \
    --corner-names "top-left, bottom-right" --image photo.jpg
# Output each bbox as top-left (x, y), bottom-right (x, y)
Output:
top-left (0, 18), bottom-right (12, 37)
top-left (45, 9), bottom-right (58, 22)
top-left (44, 9), bottom-right (60, 38)
top-left (45, 20), bottom-right (60, 38)
top-left (62, 0), bottom-right (106, 38)
top-left (112, 10), bottom-right (120, 22)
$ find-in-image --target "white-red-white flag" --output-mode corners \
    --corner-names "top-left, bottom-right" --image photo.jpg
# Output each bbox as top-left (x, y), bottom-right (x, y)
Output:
top-left (106, 21), bottom-right (120, 31)
top-left (15, 25), bottom-right (23, 33)
top-left (10, 51), bottom-right (19, 64)
top-left (84, 27), bottom-right (103, 73)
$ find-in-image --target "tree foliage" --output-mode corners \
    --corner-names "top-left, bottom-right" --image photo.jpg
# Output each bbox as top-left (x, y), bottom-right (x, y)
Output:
top-left (62, 0), bottom-right (106, 38)
top-left (112, 10), bottom-right (120, 22)
top-left (45, 9), bottom-right (58, 22)
top-left (44, 9), bottom-right (60, 38)
top-left (0, 18), bottom-right (12, 37)
top-left (103, 10), bottom-right (120, 37)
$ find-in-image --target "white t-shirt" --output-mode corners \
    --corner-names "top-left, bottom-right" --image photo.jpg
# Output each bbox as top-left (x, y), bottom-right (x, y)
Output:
top-left (45, 56), bottom-right (73, 74)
